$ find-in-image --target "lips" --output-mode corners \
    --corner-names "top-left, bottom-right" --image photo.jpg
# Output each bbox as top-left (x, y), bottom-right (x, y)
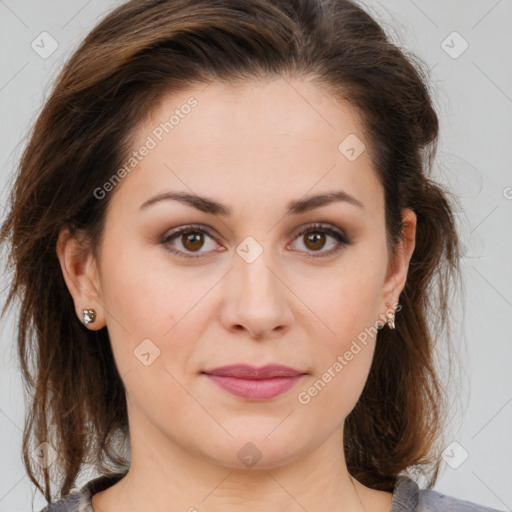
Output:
top-left (202, 364), bottom-right (306, 400)
top-left (203, 364), bottom-right (304, 379)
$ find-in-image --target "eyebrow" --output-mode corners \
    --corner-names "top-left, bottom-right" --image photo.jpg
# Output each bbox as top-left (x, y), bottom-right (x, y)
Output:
top-left (139, 190), bottom-right (364, 215)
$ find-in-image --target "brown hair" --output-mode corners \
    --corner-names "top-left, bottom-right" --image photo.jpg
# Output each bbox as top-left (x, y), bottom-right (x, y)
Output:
top-left (1, 0), bottom-right (461, 503)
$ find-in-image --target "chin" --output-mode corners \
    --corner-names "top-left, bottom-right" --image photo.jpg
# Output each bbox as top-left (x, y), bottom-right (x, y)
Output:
top-left (196, 427), bottom-right (313, 471)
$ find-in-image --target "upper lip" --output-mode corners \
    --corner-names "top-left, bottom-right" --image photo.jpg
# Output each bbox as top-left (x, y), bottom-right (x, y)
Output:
top-left (202, 364), bottom-right (305, 379)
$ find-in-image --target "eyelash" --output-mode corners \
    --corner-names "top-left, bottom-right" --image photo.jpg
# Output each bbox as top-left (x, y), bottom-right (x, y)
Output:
top-left (160, 223), bottom-right (351, 260)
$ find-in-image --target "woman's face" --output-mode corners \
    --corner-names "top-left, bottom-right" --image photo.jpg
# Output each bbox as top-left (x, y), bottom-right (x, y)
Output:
top-left (60, 77), bottom-right (415, 470)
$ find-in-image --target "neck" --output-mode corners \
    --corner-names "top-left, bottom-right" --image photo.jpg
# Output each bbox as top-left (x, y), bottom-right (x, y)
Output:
top-left (93, 413), bottom-right (371, 512)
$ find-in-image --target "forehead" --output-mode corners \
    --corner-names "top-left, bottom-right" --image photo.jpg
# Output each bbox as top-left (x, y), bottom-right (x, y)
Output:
top-left (109, 77), bottom-right (381, 217)
top-left (142, 77), bottom-right (365, 151)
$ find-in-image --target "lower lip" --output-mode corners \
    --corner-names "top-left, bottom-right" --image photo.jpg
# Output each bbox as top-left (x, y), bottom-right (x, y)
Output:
top-left (204, 374), bottom-right (304, 400)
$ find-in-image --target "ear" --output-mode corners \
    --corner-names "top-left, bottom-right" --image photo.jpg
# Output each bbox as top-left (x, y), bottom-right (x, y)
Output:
top-left (378, 209), bottom-right (416, 325)
top-left (56, 226), bottom-right (106, 330)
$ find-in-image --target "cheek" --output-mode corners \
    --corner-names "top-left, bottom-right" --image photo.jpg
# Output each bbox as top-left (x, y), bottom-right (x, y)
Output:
top-left (98, 234), bottom-right (230, 384)
top-left (97, 237), bottom-right (189, 371)
top-left (296, 288), bottom-right (379, 427)
top-left (100, 235), bottom-right (202, 336)
top-left (292, 250), bottom-right (385, 415)
top-left (296, 343), bottom-right (375, 432)
top-left (294, 247), bottom-right (386, 344)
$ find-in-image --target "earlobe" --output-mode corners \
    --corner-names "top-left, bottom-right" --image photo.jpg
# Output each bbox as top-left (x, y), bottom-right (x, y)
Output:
top-left (55, 226), bottom-right (105, 329)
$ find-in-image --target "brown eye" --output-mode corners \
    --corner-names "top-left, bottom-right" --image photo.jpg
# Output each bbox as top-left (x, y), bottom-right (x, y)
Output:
top-left (161, 225), bottom-right (220, 259)
top-left (303, 232), bottom-right (327, 251)
top-left (290, 223), bottom-right (351, 258)
top-left (181, 232), bottom-right (205, 252)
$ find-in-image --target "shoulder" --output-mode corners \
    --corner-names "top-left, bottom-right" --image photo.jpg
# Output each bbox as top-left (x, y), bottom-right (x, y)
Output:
top-left (416, 488), bottom-right (505, 512)
top-left (392, 475), bottom-right (505, 512)
top-left (37, 491), bottom-right (88, 512)
top-left (37, 471), bottom-right (127, 512)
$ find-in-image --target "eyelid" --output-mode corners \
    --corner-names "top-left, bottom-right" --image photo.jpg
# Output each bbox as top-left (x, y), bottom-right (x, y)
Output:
top-left (287, 222), bottom-right (351, 258)
top-left (160, 224), bottom-right (221, 259)
top-left (291, 222), bottom-right (349, 241)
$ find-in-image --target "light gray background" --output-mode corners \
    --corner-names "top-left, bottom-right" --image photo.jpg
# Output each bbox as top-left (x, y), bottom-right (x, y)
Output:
top-left (0, 1), bottom-right (511, 511)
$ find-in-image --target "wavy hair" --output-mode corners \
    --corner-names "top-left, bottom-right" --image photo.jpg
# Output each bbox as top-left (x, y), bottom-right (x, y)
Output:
top-left (1, 0), bottom-right (461, 502)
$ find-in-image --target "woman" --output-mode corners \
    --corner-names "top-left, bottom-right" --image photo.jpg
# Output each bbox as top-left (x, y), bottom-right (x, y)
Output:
top-left (0, 0), bottom-right (503, 511)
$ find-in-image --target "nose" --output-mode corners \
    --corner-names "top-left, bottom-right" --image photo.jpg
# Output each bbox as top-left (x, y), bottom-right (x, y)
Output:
top-left (220, 249), bottom-right (294, 340)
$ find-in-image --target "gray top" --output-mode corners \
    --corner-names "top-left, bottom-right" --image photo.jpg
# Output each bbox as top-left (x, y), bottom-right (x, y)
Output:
top-left (38, 472), bottom-right (504, 512)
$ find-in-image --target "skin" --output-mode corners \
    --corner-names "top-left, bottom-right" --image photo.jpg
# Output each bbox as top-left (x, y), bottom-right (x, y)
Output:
top-left (57, 76), bottom-right (416, 512)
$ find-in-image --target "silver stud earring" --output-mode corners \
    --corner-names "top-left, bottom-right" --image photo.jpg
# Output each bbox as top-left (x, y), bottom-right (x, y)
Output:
top-left (81, 309), bottom-right (96, 325)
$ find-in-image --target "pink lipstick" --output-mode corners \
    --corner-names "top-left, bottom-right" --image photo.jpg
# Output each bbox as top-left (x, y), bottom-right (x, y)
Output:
top-left (202, 364), bottom-right (306, 400)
